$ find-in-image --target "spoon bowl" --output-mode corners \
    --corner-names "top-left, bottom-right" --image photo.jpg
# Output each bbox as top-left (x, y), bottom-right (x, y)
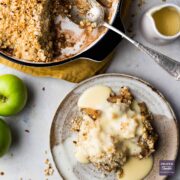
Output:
top-left (69, 0), bottom-right (105, 26)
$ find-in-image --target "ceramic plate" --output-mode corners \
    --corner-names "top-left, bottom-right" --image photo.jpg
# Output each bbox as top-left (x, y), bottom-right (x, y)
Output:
top-left (50, 74), bottom-right (179, 180)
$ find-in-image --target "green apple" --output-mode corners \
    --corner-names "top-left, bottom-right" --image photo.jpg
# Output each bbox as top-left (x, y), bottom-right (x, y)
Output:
top-left (0, 74), bottom-right (28, 116)
top-left (0, 119), bottom-right (12, 157)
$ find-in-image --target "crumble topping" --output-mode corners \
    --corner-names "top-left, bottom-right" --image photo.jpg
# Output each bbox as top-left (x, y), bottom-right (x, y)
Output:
top-left (44, 159), bottom-right (54, 176)
top-left (72, 85), bottom-right (158, 177)
top-left (0, 0), bottom-right (53, 61)
top-left (0, 0), bottom-right (116, 62)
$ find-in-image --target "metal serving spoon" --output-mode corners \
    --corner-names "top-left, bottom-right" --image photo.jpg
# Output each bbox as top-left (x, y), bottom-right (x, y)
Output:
top-left (70, 0), bottom-right (180, 80)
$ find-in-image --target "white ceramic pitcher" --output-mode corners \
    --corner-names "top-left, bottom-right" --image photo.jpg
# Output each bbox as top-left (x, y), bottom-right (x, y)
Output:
top-left (141, 3), bottom-right (180, 45)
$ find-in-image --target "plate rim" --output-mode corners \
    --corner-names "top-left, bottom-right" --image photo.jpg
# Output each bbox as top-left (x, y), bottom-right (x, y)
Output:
top-left (50, 73), bottom-right (179, 180)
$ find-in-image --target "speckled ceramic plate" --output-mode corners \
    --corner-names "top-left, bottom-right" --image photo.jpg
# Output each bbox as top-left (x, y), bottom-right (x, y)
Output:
top-left (50, 74), bottom-right (179, 180)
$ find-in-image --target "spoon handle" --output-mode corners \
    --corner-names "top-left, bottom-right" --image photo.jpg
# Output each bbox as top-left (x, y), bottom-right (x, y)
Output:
top-left (137, 44), bottom-right (180, 80)
top-left (103, 22), bottom-right (180, 80)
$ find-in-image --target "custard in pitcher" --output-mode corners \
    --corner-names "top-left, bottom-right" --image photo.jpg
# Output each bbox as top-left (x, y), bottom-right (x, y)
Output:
top-left (153, 7), bottom-right (180, 36)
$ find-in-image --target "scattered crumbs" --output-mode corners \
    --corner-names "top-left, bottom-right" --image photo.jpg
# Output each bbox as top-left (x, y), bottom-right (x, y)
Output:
top-left (45, 159), bottom-right (49, 164)
top-left (25, 129), bottom-right (30, 133)
top-left (42, 87), bottom-right (46, 91)
top-left (44, 159), bottom-right (54, 176)
top-left (0, 172), bottom-right (4, 176)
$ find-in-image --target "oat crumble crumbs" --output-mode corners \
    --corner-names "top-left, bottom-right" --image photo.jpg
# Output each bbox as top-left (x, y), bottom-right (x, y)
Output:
top-left (0, 0), bottom-right (115, 62)
top-left (0, 0), bottom-right (92, 61)
top-left (0, 0), bottom-right (54, 61)
top-left (44, 159), bottom-right (54, 176)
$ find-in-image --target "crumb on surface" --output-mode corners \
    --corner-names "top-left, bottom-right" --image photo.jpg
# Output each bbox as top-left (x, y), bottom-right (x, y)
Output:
top-left (44, 159), bottom-right (54, 176)
top-left (0, 172), bottom-right (4, 176)
top-left (25, 129), bottom-right (30, 133)
top-left (45, 159), bottom-right (49, 164)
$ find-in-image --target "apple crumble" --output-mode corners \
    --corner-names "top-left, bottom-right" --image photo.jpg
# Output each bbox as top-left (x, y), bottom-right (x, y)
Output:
top-left (72, 85), bottom-right (158, 178)
top-left (0, 0), bottom-right (117, 62)
top-left (0, 0), bottom-right (53, 61)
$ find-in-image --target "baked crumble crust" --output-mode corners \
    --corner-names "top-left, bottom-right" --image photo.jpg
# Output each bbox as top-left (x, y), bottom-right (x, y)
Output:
top-left (0, 0), bottom-right (116, 62)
